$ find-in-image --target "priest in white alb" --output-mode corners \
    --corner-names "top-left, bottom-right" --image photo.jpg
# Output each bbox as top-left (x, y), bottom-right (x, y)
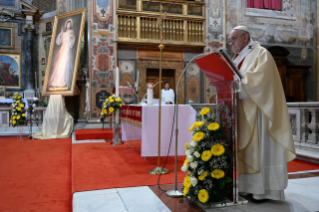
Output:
top-left (229, 26), bottom-right (296, 202)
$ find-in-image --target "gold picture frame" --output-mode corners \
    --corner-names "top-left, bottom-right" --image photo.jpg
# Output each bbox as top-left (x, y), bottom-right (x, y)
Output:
top-left (0, 86), bottom-right (6, 99)
top-left (0, 53), bottom-right (21, 89)
top-left (42, 8), bottom-right (86, 96)
top-left (0, 26), bottom-right (14, 49)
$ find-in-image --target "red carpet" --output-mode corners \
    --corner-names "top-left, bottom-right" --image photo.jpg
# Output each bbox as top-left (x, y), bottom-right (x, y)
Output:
top-left (0, 137), bottom-right (72, 212)
top-left (287, 159), bottom-right (319, 172)
top-left (1, 135), bottom-right (319, 212)
top-left (71, 140), bottom-right (319, 193)
top-left (72, 141), bottom-right (186, 192)
top-left (75, 129), bottom-right (121, 140)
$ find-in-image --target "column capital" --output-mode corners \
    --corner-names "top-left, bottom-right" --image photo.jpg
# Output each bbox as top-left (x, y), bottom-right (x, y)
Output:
top-left (24, 23), bottom-right (35, 31)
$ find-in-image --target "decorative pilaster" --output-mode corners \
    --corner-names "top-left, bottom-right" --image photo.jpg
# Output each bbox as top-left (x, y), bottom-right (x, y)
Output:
top-left (23, 20), bottom-right (36, 99)
top-left (307, 109), bottom-right (319, 144)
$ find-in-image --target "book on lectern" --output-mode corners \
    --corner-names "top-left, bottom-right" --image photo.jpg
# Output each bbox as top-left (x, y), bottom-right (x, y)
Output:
top-left (194, 49), bottom-right (243, 85)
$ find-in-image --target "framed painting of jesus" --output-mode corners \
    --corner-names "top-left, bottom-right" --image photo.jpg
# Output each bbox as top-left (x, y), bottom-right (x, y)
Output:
top-left (42, 8), bottom-right (86, 96)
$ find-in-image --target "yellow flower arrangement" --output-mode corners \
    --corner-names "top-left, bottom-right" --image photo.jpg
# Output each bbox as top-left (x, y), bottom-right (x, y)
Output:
top-left (201, 150), bottom-right (212, 161)
top-left (109, 107), bottom-right (114, 113)
top-left (22, 113), bottom-right (26, 117)
top-left (10, 120), bottom-right (12, 123)
top-left (115, 98), bottom-right (121, 102)
top-left (199, 107), bottom-right (211, 116)
top-left (208, 122), bottom-right (220, 131)
top-left (108, 95), bottom-right (113, 100)
top-left (198, 189), bottom-right (209, 203)
top-left (20, 104), bottom-right (24, 108)
top-left (198, 171), bottom-right (208, 181)
top-left (211, 143), bottom-right (225, 156)
top-left (185, 143), bottom-right (189, 150)
top-left (193, 131), bottom-right (205, 142)
top-left (13, 120), bottom-right (16, 125)
top-left (13, 116), bottom-right (16, 120)
top-left (103, 109), bottom-right (107, 114)
top-left (183, 186), bottom-right (190, 196)
top-left (188, 124), bottom-right (195, 132)
top-left (194, 121), bottom-right (205, 128)
top-left (183, 160), bottom-right (189, 166)
top-left (103, 101), bottom-right (107, 106)
top-left (119, 104), bottom-right (122, 107)
top-left (211, 169), bottom-right (225, 179)
top-left (17, 107), bottom-right (21, 111)
top-left (16, 100), bottom-right (20, 104)
top-left (17, 96), bottom-right (22, 99)
top-left (17, 115), bottom-right (20, 120)
top-left (14, 92), bottom-right (18, 96)
top-left (110, 99), bottom-right (114, 103)
top-left (183, 176), bottom-right (191, 188)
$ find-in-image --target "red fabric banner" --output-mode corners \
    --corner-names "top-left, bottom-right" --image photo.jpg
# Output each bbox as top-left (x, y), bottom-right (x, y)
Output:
top-left (247, 0), bottom-right (281, 10)
top-left (121, 105), bottom-right (142, 125)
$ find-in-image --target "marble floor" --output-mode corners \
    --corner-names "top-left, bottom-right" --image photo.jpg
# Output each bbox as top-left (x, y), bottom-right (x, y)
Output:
top-left (71, 131), bottom-right (319, 212)
top-left (73, 177), bottom-right (319, 212)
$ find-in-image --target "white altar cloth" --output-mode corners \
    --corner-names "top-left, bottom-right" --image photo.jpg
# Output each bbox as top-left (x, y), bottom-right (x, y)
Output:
top-left (121, 105), bottom-right (196, 157)
top-left (0, 98), bottom-right (29, 108)
top-left (0, 98), bottom-right (29, 117)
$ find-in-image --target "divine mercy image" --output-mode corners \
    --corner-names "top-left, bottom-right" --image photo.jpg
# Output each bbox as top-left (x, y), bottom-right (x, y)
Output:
top-left (47, 14), bottom-right (82, 92)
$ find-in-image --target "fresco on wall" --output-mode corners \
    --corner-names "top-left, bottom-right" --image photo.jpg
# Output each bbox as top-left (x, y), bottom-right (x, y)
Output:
top-left (90, 0), bottom-right (116, 119)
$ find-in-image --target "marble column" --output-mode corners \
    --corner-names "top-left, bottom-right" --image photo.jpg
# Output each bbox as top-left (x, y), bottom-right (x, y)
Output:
top-left (24, 22), bottom-right (36, 99)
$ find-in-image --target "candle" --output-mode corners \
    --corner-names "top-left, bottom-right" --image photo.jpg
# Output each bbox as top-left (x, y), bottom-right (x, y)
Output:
top-left (115, 67), bottom-right (119, 96)
top-left (147, 84), bottom-right (153, 105)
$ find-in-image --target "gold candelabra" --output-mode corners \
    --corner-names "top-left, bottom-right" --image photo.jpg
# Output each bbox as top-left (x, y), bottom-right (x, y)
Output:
top-left (148, 6), bottom-right (170, 175)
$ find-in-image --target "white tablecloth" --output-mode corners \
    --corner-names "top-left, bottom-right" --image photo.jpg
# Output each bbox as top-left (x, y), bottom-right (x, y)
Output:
top-left (121, 105), bottom-right (196, 157)
top-left (0, 98), bottom-right (29, 108)
top-left (0, 99), bottom-right (29, 117)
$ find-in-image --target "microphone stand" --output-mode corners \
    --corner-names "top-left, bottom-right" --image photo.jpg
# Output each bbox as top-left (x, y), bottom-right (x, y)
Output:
top-left (166, 52), bottom-right (210, 197)
top-left (126, 82), bottom-right (140, 104)
top-left (28, 99), bottom-right (38, 139)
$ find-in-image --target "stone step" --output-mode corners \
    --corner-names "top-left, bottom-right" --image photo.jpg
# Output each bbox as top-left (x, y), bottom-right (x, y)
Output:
top-left (296, 148), bottom-right (319, 164)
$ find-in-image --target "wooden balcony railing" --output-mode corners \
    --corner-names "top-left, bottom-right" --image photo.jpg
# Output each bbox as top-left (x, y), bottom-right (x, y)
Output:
top-left (116, 0), bottom-right (205, 47)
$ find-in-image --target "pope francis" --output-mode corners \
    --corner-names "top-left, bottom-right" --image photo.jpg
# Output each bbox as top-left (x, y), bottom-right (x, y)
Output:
top-left (229, 26), bottom-right (296, 202)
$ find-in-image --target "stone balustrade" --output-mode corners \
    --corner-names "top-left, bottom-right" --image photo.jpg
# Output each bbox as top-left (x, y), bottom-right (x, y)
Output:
top-left (0, 107), bottom-right (47, 137)
top-left (287, 103), bottom-right (319, 152)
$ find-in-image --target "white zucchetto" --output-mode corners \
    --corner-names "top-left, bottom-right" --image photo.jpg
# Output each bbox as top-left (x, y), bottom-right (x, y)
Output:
top-left (233, 26), bottom-right (250, 33)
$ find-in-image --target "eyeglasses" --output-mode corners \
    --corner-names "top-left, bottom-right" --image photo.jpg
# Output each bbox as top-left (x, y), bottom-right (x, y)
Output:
top-left (227, 33), bottom-right (246, 45)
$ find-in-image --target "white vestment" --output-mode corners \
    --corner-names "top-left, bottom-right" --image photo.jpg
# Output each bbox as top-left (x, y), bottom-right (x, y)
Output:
top-left (161, 89), bottom-right (175, 104)
top-left (235, 40), bottom-right (295, 200)
top-left (238, 89), bottom-right (287, 200)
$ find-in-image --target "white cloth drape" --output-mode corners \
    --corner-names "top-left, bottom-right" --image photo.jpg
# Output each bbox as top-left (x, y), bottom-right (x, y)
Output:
top-left (33, 95), bottom-right (73, 139)
top-left (121, 105), bottom-right (195, 157)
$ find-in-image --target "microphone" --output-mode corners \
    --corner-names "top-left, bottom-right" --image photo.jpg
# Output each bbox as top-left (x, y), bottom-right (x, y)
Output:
top-left (152, 81), bottom-right (163, 89)
top-left (127, 81), bottom-right (139, 103)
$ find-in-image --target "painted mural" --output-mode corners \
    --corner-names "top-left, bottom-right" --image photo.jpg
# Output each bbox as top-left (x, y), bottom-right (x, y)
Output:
top-left (90, 0), bottom-right (116, 119)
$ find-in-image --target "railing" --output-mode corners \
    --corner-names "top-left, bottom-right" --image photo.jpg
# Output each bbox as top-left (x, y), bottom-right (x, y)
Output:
top-left (287, 103), bottom-right (319, 152)
top-left (116, 0), bottom-right (205, 47)
top-left (0, 107), bottom-right (47, 136)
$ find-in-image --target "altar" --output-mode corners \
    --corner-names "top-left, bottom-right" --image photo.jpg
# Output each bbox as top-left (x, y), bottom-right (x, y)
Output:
top-left (121, 105), bottom-right (196, 157)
